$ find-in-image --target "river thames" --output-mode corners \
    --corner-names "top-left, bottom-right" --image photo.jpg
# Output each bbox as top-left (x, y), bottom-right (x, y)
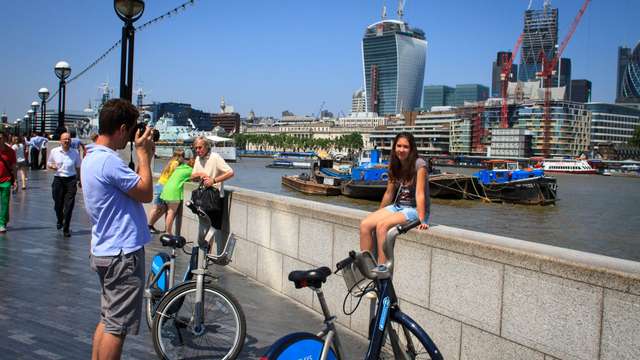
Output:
top-left (160, 156), bottom-right (640, 262)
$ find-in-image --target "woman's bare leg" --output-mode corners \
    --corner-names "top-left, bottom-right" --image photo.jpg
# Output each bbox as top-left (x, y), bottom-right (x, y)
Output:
top-left (164, 203), bottom-right (180, 235)
top-left (375, 212), bottom-right (408, 264)
top-left (360, 208), bottom-right (393, 254)
top-left (147, 204), bottom-right (167, 228)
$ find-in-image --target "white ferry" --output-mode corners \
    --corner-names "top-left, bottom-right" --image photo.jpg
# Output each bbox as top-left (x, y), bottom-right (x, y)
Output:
top-left (542, 159), bottom-right (596, 174)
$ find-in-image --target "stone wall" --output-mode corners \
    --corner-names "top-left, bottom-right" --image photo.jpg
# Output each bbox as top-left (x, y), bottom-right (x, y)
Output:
top-left (177, 183), bottom-right (640, 360)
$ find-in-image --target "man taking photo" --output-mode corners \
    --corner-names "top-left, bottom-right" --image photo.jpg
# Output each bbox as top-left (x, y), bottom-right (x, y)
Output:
top-left (81, 99), bottom-right (154, 360)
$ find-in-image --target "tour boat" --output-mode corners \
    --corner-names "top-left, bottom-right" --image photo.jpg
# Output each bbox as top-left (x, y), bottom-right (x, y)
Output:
top-left (542, 159), bottom-right (596, 174)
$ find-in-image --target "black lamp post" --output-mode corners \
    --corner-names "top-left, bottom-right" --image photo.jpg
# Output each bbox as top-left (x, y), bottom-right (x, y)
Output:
top-left (38, 87), bottom-right (49, 134)
top-left (114, 0), bottom-right (145, 102)
top-left (54, 61), bottom-right (71, 138)
top-left (30, 101), bottom-right (39, 136)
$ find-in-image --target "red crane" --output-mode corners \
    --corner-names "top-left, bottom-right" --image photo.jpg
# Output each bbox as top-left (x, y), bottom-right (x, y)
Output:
top-left (500, 33), bottom-right (524, 129)
top-left (537, 0), bottom-right (591, 157)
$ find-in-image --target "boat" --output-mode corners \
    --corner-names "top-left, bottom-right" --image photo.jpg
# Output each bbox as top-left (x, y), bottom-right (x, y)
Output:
top-left (340, 180), bottom-right (388, 201)
top-left (474, 160), bottom-right (557, 205)
top-left (266, 151), bottom-right (317, 169)
top-left (429, 173), bottom-right (481, 199)
top-left (281, 174), bottom-right (341, 196)
top-left (542, 159), bottom-right (596, 174)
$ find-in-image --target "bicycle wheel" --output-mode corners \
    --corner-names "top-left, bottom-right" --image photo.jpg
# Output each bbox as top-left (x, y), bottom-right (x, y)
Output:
top-left (388, 312), bottom-right (443, 360)
top-left (152, 282), bottom-right (246, 360)
top-left (262, 332), bottom-right (337, 360)
top-left (145, 273), bottom-right (164, 329)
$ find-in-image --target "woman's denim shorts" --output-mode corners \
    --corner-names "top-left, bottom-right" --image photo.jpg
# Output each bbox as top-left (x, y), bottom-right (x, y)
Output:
top-left (153, 184), bottom-right (165, 205)
top-left (383, 204), bottom-right (419, 222)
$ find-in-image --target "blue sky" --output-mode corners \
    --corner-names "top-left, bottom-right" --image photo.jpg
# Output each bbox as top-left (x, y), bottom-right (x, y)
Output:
top-left (1, 0), bottom-right (638, 121)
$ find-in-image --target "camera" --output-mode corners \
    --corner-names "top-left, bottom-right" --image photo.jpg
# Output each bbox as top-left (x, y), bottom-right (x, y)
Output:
top-left (130, 122), bottom-right (160, 142)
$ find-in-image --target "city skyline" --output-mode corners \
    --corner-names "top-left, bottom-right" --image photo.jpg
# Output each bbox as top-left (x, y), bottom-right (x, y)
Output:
top-left (1, 0), bottom-right (638, 122)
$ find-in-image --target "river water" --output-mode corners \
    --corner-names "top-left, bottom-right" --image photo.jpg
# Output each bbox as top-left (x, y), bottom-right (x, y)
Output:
top-left (158, 157), bottom-right (640, 262)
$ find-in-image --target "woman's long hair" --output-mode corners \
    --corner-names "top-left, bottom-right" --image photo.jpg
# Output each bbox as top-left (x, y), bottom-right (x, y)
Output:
top-left (388, 132), bottom-right (418, 184)
top-left (160, 148), bottom-right (185, 179)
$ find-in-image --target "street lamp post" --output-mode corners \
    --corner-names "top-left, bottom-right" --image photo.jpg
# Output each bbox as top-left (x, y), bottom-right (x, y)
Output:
top-left (114, 0), bottom-right (145, 102)
top-left (54, 61), bottom-right (71, 138)
top-left (38, 88), bottom-right (50, 134)
top-left (27, 110), bottom-right (34, 136)
top-left (30, 101), bottom-right (39, 136)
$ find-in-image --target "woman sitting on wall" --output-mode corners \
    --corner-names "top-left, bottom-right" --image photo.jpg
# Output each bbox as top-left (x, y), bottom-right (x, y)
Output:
top-left (359, 132), bottom-right (430, 264)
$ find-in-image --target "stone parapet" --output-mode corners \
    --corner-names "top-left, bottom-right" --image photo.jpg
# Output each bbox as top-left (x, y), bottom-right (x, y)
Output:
top-left (178, 182), bottom-right (640, 360)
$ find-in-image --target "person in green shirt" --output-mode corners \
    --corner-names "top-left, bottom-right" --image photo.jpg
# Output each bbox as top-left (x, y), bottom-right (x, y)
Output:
top-left (160, 158), bottom-right (194, 235)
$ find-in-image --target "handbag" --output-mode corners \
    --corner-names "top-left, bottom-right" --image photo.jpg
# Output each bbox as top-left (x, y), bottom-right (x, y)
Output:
top-left (191, 182), bottom-right (222, 213)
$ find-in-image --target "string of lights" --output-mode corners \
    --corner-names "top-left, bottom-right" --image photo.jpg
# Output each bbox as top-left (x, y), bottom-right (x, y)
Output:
top-left (46, 0), bottom-right (196, 103)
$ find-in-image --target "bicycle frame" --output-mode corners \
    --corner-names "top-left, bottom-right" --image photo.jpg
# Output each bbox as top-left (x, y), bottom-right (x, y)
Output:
top-left (314, 289), bottom-right (345, 360)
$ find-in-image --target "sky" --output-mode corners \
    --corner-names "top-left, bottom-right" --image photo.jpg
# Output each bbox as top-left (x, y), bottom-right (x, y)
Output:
top-left (1, 0), bottom-right (638, 122)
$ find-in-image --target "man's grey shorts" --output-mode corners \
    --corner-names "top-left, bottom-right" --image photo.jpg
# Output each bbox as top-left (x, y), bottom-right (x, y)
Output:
top-left (90, 248), bottom-right (145, 336)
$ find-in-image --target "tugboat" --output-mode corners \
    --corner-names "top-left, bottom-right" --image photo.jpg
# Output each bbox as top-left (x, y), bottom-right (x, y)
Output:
top-left (473, 160), bottom-right (557, 205)
top-left (266, 152), bottom-right (317, 169)
top-left (340, 149), bottom-right (389, 201)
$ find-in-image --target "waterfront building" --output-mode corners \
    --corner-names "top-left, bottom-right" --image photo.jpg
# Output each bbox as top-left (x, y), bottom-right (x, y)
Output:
top-left (570, 80), bottom-right (592, 103)
top-left (616, 43), bottom-right (640, 107)
top-left (422, 85), bottom-right (455, 111)
top-left (32, 110), bottom-right (90, 136)
top-left (586, 102), bottom-right (640, 146)
top-left (369, 110), bottom-right (463, 156)
top-left (212, 112), bottom-right (240, 134)
top-left (491, 51), bottom-right (518, 98)
top-left (453, 84), bottom-right (490, 106)
top-left (362, 19), bottom-right (427, 115)
top-left (515, 100), bottom-right (591, 157)
top-left (351, 89), bottom-right (366, 114)
top-left (145, 102), bottom-right (212, 130)
top-left (277, 115), bottom-right (317, 126)
top-left (490, 128), bottom-right (533, 158)
top-left (243, 122), bottom-right (374, 148)
top-left (337, 113), bottom-right (386, 128)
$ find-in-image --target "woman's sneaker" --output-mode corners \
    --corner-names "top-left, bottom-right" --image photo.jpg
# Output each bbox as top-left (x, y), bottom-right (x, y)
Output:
top-left (148, 225), bottom-right (161, 234)
top-left (0, 226), bottom-right (6, 233)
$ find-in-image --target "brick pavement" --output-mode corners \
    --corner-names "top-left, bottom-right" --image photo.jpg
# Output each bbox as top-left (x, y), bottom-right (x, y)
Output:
top-left (0, 170), bottom-right (368, 359)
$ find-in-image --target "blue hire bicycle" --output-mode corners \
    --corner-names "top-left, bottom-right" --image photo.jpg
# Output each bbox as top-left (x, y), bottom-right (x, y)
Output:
top-left (261, 219), bottom-right (443, 360)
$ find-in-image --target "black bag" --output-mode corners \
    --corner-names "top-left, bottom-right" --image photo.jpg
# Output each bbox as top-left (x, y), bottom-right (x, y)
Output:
top-left (191, 183), bottom-right (222, 213)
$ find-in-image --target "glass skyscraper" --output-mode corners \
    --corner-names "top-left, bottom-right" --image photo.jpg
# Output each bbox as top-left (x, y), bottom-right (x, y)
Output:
top-left (616, 43), bottom-right (640, 104)
top-left (362, 19), bottom-right (427, 115)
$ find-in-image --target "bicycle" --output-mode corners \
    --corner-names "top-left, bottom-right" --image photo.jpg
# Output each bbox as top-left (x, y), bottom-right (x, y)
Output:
top-left (261, 219), bottom-right (443, 360)
top-left (149, 201), bottom-right (246, 359)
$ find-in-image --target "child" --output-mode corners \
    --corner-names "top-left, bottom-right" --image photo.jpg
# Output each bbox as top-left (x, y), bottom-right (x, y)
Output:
top-left (160, 158), bottom-right (194, 235)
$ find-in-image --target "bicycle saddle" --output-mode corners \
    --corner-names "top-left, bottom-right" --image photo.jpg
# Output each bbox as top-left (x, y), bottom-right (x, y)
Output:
top-left (160, 234), bottom-right (187, 249)
top-left (288, 267), bottom-right (331, 289)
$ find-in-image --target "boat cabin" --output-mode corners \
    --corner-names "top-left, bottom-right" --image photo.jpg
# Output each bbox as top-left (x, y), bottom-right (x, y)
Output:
top-left (475, 160), bottom-right (544, 184)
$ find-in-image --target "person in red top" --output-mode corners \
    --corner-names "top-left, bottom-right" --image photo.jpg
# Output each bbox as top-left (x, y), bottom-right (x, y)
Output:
top-left (0, 132), bottom-right (17, 233)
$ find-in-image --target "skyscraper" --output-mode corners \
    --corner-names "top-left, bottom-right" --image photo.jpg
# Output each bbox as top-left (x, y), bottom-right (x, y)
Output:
top-left (362, 19), bottom-right (427, 115)
top-left (518, 5), bottom-right (558, 83)
top-left (570, 79), bottom-right (591, 103)
top-left (616, 43), bottom-right (640, 105)
top-left (491, 51), bottom-right (518, 98)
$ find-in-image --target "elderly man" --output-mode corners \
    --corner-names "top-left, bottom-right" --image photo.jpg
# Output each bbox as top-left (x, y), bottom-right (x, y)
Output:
top-left (47, 132), bottom-right (81, 237)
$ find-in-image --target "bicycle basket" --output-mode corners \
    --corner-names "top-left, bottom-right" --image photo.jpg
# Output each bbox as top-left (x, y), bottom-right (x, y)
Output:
top-left (340, 260), bottom-right (369, 297)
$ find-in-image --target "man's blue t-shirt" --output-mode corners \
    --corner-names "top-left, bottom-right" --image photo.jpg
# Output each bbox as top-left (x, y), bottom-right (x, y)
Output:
top-left (81, 145), bottom-right (150, 256)
top-left (70, 138), bottom-right (83, 150)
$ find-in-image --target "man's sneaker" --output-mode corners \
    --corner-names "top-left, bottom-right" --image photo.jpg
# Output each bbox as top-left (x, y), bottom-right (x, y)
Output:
top-left (63, 230), bottom-right (71, 238)
top-left (57, 223), bottom-right (63, 230)
top-left (148, 225), bottom-right (161, 234)
top-left (0, 226), bottom-right (6, 233)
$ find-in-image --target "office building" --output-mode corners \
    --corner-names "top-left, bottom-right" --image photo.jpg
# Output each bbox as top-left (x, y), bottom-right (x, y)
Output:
top-left (145, 102), bottom-right (213, 130)
top-left (616, 43), bottom-right (640, 105)
top-left (587, 102), bottom-right (640, 146)
top-left (570, 80), bottom-right (592, 103)
top-left (422, 85), bottom-right (455, 111)
top-left (454, 84), bottom-right (490, 106)
top-left (491, 51), bottom-right (518, 97)
top-left (211, 112), bottom-right (240, 134)
top-left (519, 5), bottom-right (558, 83)
top-left (352, 89), bottom-right (366, 113)
top-left (362, 19), bottom-right (427, 115)
top-left (490, 128), bottom-right (533, 158)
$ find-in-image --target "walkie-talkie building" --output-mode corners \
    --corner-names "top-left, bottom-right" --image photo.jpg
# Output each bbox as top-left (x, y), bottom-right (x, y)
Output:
top-left (362, 20), bottom-right (427, 115)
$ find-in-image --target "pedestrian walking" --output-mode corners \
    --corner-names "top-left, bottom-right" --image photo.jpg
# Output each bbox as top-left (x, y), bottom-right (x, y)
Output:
top-left (40, 132), bottom-right (50, 169)
top-left (28, 132), bottom-right (47, 170)
top-left (81, 99), bottom-right (154, 360)
top-left (0, 132), bottom-right (17, 233)
top-left (159, 158), bottom-right (193, 235)
top-left (69, 130), bottom-right (87, 158)
top-left (11, 136), bottom-right (28, 190)
top-left (47, 132), bottom-right (81, 237)
top-left (147, 148), bottom-right (184, 233)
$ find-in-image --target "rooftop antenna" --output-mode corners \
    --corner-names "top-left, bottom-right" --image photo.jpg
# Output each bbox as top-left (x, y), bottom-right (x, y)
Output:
top-left (527, 0), bottom-right (533, 10)
top-left (382, 1), bottom-right (387, 19)
top-left (397, 0), bottom-right (404, 19)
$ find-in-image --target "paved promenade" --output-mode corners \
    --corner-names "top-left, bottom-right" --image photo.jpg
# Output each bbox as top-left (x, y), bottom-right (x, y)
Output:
top-left (0, 170), bottom-right (367, 359)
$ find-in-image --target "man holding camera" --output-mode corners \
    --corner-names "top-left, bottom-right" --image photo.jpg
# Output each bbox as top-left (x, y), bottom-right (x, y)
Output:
top-left (81, 99), bottom-right (154, 360)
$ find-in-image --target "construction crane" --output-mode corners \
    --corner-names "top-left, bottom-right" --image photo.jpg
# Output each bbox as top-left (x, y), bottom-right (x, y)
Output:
top-left (500, 32), bottom-right (524, 128)
top-left (537, 0), bottom-right (591, 157)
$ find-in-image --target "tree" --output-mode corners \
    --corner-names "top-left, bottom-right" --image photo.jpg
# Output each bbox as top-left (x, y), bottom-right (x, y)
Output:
top-left (631, 126), bottom-right (640, 147)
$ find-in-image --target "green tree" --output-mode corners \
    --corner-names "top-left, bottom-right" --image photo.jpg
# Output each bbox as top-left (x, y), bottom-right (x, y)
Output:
top-left (630, 126), bottom-right (640, 147)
